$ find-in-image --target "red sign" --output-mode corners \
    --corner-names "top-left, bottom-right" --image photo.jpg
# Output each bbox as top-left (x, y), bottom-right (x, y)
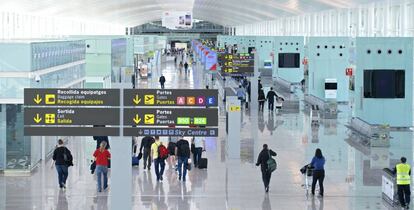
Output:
top-left (302, 58), bottom-right (308, 65)
top-left (346, 68), bottom-right (353, 76)
top-left (210, 63), bottom-right (217, 71)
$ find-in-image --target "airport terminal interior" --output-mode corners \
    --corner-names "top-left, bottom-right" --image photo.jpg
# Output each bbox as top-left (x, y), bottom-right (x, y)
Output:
top-left (1, 0), bottom-right (414, 210)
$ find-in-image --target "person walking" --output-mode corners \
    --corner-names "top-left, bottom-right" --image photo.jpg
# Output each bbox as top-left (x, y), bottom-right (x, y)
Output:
top-left (258, 88), bottom-right (266, 112)
top-left (310, 148), bottom-right (325, 197)
top-left (139, 136), bottom-right (155, 170)
top-left (256, 144), bottom-right (277, 192)
top-left (151, 136), bottom-right (168, 182)
top-left (167, 136), bottom-right (179, 170)
top-left (175, 138), bottom-right (191, 181)
top-left (93, 141), bottom-right (111, 192)
top-left (192, 136), bottom-right (205, 168)
top-left (394, 157), bottom-right (411, 209)
top-left (159, 74), bottom-right (166, 89)
top-left (174, 56), bottom-right (177, 67)
top-left (52, 139), bottom-right (73, 189)
top-left (184, 62), bottom-right (189, 74)
top-left (266, 87), bottom-right (279, 112)
top-left (236, 85), bottom-right (246, 105)
top-left (247, 81), bottom-right (251, 102)
top-left (179, 62), bottom-right (183, 73)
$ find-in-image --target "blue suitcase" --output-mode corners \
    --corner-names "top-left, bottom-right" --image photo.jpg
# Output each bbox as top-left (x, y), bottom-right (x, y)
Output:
top-left (132, 156), bottom-right (139, 166)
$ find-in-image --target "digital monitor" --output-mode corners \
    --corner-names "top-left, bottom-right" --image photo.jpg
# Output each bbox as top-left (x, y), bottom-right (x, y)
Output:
top-left (278, 53), bottom-right (300, 68)
top-left (264, 60), bottom-right (272, 69)
top-left (325, 83), bottom-right (337, 90)
top-left (363, 70), bottom-right (405, 98)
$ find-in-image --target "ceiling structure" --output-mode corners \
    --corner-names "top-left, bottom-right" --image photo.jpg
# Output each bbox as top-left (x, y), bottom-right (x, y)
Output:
top-left (0, 0), bottom-right (384, 27)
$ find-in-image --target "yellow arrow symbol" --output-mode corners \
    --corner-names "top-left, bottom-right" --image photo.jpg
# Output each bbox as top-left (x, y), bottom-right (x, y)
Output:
top-left (133, 114), bottom-right (141, 124)
top-left (33, 113), bottom-right (42, 123)
top-left (33, 94), bottom-right (42, 104)
top-left (133, 95), bottom-right (141, 105)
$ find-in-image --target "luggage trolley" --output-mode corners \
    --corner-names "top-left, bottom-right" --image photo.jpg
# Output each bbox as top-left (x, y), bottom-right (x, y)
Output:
top-left (300, 165), bottom-right (314, 197)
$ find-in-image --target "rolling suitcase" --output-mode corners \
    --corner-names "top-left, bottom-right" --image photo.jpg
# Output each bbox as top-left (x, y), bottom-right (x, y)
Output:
top-left (198, 158), bottom-right (208, 169)
top-left (132, 156), bottom-right (139, 166)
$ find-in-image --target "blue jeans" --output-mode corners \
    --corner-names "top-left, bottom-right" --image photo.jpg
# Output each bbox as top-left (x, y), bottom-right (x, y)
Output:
top-left (55, 165), bottom-right (68, 188)
top-left (193, 148), bottom-right (202, 167)
top-left (154, 158), bottom-right (165, 181)
top-left (96, 165), bottom-right (108, 191)
top-left (177, 156), bottom-right (188, 180)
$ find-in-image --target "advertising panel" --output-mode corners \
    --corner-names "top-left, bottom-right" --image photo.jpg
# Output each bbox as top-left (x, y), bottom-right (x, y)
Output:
top-left (162, 11), bottom-right (193, 30)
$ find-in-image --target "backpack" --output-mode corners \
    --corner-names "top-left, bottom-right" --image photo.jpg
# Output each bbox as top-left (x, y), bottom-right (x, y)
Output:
top-left (158, 144), bottom-right (169, 159)
top-left (179, 142), bottom-right (190, 157)
top-left (266, 150), bottom-right (277, 172)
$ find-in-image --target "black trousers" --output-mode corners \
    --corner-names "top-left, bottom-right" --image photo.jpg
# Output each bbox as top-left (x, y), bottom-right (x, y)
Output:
top-left (398, 184), bottom-right (411, 206)
top-left (261, 170), bottom-right (272, 188)
top-left (143, 148), bottom-right (151, 169)
top-left (268, 101), bottom-right (274, 111)
top-left (312, 170), bottom-right (325, 195)
top-left (259, 101), bottom-right (265, 111)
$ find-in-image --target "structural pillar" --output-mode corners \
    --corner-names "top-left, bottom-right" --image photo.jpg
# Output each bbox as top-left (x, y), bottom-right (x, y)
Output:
top-left (110, 88), bottom-right (132, 210)
top-left (251, 52), bottom-right (259, 159)
top-left (226, 95), bottom-right (241, 159)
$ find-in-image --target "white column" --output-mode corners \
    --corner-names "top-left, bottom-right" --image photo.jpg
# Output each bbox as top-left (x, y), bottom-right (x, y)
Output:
top-left (110, 88), bottom-right (132, 210)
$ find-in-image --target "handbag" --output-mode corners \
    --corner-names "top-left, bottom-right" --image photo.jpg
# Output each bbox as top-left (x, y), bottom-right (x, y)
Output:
top-left (63, 147), bottom-right (73, 167)
top-left (138, 152), bottom-right (143, 160)
top-left (187, 159), bottom-right (192, 171)
top-left (266, 150), bottom-right (277, 172)
top-left (90, 161), bottom-right (96, 174)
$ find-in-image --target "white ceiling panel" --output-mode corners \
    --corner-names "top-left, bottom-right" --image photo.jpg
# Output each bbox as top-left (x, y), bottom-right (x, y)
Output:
top-left (0, 0), bottom-right (385, 26)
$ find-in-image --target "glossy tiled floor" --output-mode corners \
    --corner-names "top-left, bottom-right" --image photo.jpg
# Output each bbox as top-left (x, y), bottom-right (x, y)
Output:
top-left (0, 55), bottom-right (412, 210)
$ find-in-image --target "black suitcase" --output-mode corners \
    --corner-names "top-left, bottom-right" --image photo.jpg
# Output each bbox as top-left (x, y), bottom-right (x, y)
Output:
top-left (198, 158), bottom-right (208, 169)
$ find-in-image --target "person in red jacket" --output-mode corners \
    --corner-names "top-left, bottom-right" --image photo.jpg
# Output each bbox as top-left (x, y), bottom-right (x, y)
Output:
top-left (93, 141), bottom-right (111, 192)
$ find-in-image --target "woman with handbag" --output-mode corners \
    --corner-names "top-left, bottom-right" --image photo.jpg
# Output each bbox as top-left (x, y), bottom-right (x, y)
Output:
top-left (52, 139), bottom-right (73, 189)
top-left (256, 144), bottom-right (277, 193)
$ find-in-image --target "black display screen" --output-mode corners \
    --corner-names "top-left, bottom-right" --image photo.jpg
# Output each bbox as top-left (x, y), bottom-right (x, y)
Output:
top-left (278, 53), bottom-right (300, 68)
top-left (325, 83), bottom-right (337, 90)
top-left (364, 70), bottom-right (405, 98)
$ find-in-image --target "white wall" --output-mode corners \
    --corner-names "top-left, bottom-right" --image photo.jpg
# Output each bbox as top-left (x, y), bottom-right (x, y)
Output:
top-left (235, 0), bottom-right (414, 37)
top-left (0, 10), bottom-right (125, 39)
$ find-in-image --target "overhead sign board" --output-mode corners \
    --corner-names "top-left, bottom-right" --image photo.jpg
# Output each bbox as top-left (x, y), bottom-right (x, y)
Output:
top-left (24, 88), bottom-right (219, 137)
top-left (124, 108), bottom-right (218, 126)
top-left (24, 89), bottom-right (120, 106)
top-left (24, 108), bottom-right (119, 126)
top-left (24, 127), bottom-right (119, 136)
top-left (24, 88), bottom-right (120, 136)
top-left (124, 89), bottom-right (218, 107)
top-left (221, 53), bottom-right (254, 76)
top-left (124, 127), bottom-right (218, 137)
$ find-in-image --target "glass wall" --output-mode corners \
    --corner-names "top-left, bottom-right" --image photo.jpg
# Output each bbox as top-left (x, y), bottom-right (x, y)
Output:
top-left (31, 41), bottom-right (85, 70)
top-left (1, 104), bottom-right (31, 170)
top-left (0, 64), bottom-right (85, 99)
top-left (0, 105), bottom-right (5, 170)
top-left (111, 38), bottom-right (127, 83)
